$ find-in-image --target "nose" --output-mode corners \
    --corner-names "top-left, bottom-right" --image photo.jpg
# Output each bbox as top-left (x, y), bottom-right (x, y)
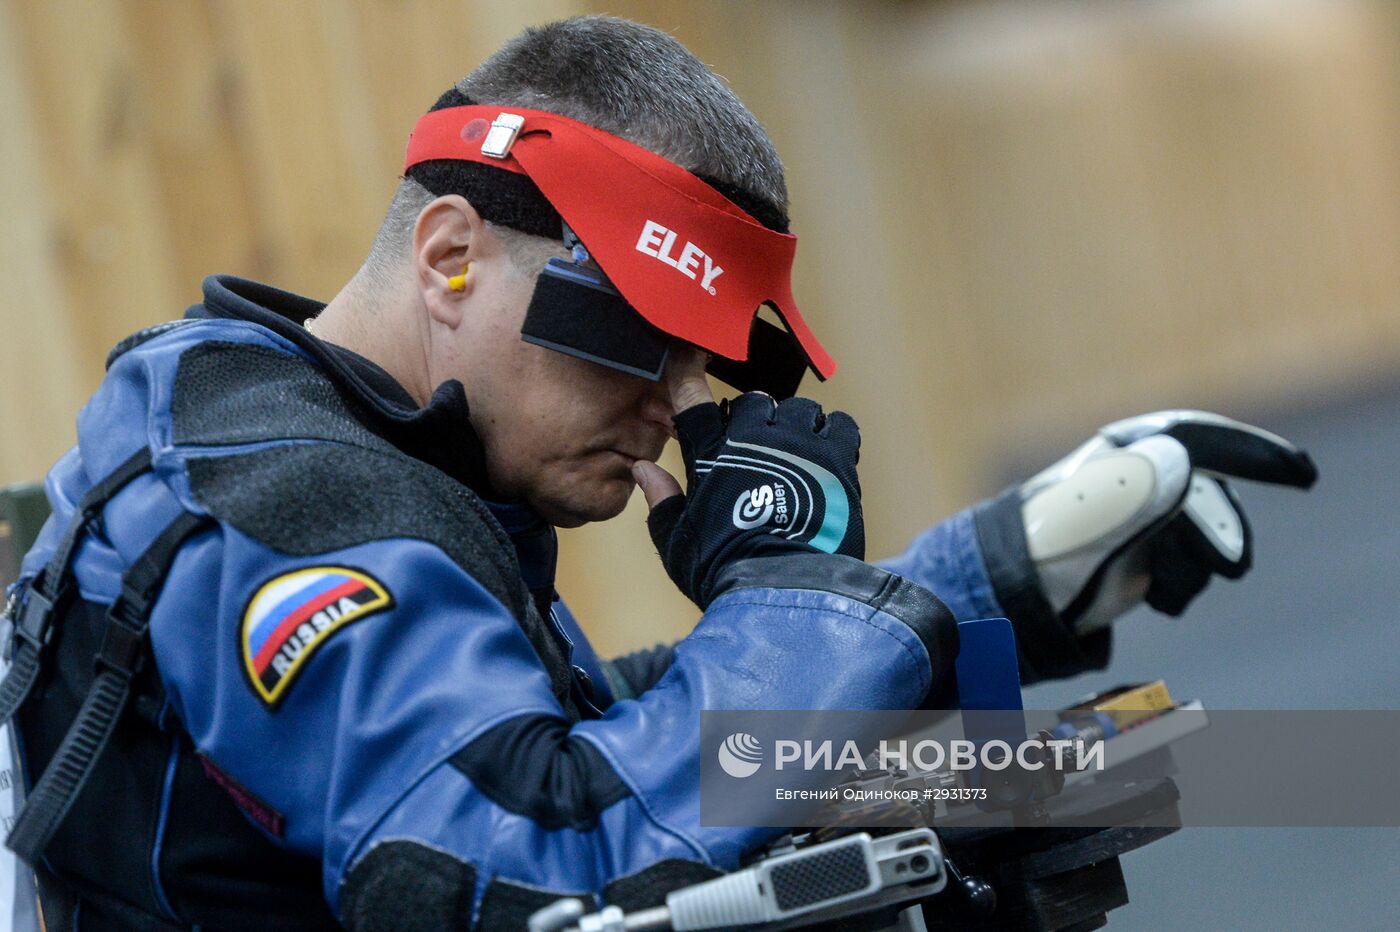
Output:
top-left (641, 374), bottom-right (677, 437)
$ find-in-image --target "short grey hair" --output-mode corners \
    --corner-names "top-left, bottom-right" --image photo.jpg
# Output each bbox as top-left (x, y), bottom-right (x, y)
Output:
top-left (364, 15), bottom-right (788, 283)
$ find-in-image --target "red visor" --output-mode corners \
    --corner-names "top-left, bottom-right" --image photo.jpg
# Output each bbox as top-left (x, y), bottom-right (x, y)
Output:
top-left (404, 105), bottom-right (835, 381)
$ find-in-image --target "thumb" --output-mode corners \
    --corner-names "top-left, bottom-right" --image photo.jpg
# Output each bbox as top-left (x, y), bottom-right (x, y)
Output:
top-left (666, 347), bottom-right (715, 415)
top-left (632, 460), bottom-right (683, 511)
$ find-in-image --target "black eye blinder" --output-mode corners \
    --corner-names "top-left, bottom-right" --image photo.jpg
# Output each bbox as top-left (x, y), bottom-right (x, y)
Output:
top-left (521, 260), bottom-right (809, 398)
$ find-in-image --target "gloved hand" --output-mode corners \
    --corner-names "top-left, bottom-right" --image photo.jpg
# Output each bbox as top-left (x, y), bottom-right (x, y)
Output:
top-left (1013, 410), bottom-right (1317, 635)
top-left (634, 355), bottom-right (957, 690)
top-left (633, 363), bottom-right (863, 608)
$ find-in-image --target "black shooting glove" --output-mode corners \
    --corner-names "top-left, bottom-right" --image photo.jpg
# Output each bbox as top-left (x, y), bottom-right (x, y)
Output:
top-left (647, 393), bottom-right (864, 608)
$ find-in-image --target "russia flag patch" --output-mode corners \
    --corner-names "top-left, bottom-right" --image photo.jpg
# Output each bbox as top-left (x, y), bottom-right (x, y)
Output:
top-left (239, 566), bottom-right (392, 707)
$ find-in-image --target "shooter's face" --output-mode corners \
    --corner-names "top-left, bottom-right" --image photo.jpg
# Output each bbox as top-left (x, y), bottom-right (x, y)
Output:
top-left (414, 194), bottom-right (691, 525)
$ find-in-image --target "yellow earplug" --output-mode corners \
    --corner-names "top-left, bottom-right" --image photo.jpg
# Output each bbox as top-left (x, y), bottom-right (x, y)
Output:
top-left (447, 262), bottom-right (471, 291)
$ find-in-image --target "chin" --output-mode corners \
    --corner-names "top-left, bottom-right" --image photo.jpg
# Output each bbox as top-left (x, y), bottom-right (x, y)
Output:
top-left (534, 479), bottom-right (633, 528)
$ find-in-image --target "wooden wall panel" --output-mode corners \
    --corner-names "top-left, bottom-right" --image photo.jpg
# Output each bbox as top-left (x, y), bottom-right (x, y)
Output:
top-left (0, 0), bottom-right (89, 484)
top-left (204, 1), bottom-right (388, 296)
top-left (877, 0), bottom-right (1400, 465)
top-left (7, 0), bottom-right (183, 376)
top-left (121, 1), bottom-right (259, 302)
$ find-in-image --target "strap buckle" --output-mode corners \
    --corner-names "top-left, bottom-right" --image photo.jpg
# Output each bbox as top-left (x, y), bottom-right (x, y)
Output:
top-left (12, 587), bottom-right (55, 655)
top-left (0, 590), bottom-right (15, 662)
top-left (95, 614), bottom-right (146, 683)
top-left (95, 586), bottom-right (150, 682)
top-left (481, 112), bottom-right (525, 158)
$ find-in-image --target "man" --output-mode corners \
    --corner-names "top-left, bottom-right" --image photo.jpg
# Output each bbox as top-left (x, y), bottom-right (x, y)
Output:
top-left (0, 16), bottom-right (1313, 931)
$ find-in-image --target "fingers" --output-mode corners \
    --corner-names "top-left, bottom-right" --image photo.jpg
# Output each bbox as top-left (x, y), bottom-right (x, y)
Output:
top-left (725, 394), bottom-right (859, 446)
top-left (1180, 476), bottom-right (1252, 577)
top-left (1164, 420), bottom-right (1317, 489)
top-left (646, 493), bottom-right (688, 563)
top-left (1142, 477), bottom-right (1250, 619)
top-left (820, 410), bottom-right (861, 454)
top-left (665, 346), bottom-right (714, 416)
top-left (672, 403), bottom-right (727, 478)
top-left (774, 400), bottom-right (861, 461)
top-left (1102, 411), bottom-right (1318, 489)
top-left (669, 390), bottom-right (862, 506)
top-left (772, 396), bottom-right (823, 430)
top-left (631, 460), bottom-right (683, 511)
top-left (664, 349), bottom-right (720, 482)
top-left (725, 392), bottom-right (777, 430)
top-left (1144, 514), bottom-right (1215, 615)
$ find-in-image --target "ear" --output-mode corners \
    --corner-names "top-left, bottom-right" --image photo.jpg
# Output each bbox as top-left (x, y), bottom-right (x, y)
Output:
top-left (414, 194), bottom-right (484, 329)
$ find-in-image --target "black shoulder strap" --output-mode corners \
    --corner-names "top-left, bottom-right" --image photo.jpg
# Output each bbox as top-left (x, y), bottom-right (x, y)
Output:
top-left (0, 449), bottom-right (153, 723)
top-left (6, 509), bottom-right (212, 865)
